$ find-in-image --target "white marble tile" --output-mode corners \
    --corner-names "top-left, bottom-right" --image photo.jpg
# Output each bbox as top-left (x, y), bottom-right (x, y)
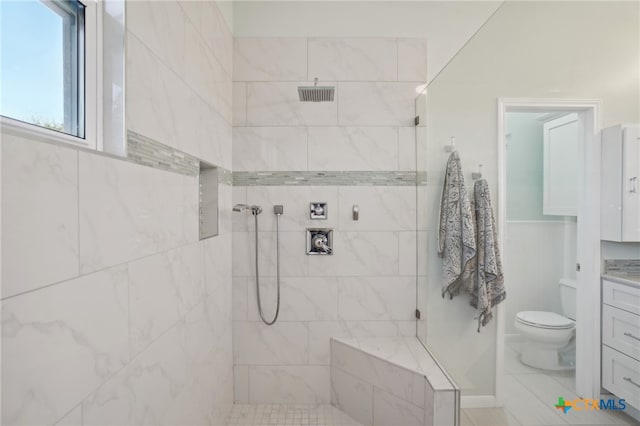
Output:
top-left (337, 187), bottom-right (416, 231)
top-left (249, 366), bottom-right (330, 404)
top-left (128, 251), bottom-right (180, 357)
top-left (307, 127), bottom-right (399, 171)
top-left (84, 301), bottom-right (231, 425)
top-left (54, 405), bottom-right (82, 426)
top-left (233, 277), bottom-right (249, 321)
top-left (398, 127), bottom-right (417, 171)
top-left (82, 323), bottom-right (188, 425)
top-left (233, 231), bottom-right (308, 278)
top-left (201, 1), bottom-right (233, 76)
top-left (412, 374), bottom-right (425, 408)
top-left (307, 232), bottom-right (399, 277)
top-left (178, 0), bottom-right (202, 33)
top-left (126, 33), bottom-right (190, 154)
top-left (199, 101), bottom-right (233, 169)
top-left (338, 82), bottom-right (420, 126)
top-left (245, 186), bottom-right (339, 231)
top-left (202, 232), bottom-right (232, 300)
top-left (331, 340), bottom-right (413, 401)
top-left (247, 82), bottom-right (338, 126)
top-left (308, 38), bottom-right (397, 81)
top-left (233, 82), bottom-right (247, 126)
top-left (308, 321), bottom-right (400, 365)
top-left (233, 126), bottom-right (307, 171)
top-left (234, 38), bottom-right (307, 81)
top-left (234, 365), bottom-right (250, 403)
top-left (350, 338), bottom-right (422, 373)
top-left (397, 39), bottom-right (428, 82)
top-left (247, 276), bottom-right (338, 322)
top-left (126, 0), bottom-right (186, 76)
top-left (232, 186), bottom-right (249, 232)
top-left (373, 388), bottom-right (424, 426)
top-left (338, 277), bottom-right (415, 321)
top-left (218, 183), bottom-right (234, 235)
top-left (2, 266), bottom-right (129, 426)
top-left (233, 321), bottom-right (308, 365)
top-left (399, 231), bottom-right (428, 277)
top-left (331, 367), bottom-right (374, 425)
top-left (78, 151), bottom-right (198, 273)
top-left (433, 389), bottom-right (456, 426)
top-left (1, 134), bottom-right (79, 298)
top-left (185, 20), bottom-right (232, 123)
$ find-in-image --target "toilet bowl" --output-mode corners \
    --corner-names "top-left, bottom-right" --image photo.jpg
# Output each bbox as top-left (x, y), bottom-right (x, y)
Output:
top-left (514, 278), bottom-right (576, 371)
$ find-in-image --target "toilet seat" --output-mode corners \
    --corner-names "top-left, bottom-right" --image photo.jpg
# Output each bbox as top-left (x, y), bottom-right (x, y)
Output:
top-left (516, 311), bottom-right (574, 330)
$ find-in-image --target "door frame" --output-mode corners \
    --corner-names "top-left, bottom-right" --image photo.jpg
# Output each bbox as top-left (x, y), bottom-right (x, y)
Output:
top-left (496, 98), bottom-right (602, 405)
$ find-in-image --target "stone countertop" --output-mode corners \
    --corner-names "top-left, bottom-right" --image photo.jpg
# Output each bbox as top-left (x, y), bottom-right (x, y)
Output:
top-left (602, 272), bottom-right (640, 288)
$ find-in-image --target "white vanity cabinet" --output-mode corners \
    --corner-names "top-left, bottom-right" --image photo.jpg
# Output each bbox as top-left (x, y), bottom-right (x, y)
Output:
top-left (601, 277), bottom-right (640, 411)
top-left (601, 124), bottom-right (640, 242)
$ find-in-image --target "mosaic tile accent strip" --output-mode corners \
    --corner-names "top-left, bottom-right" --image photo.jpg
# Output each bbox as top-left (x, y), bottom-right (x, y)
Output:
top-left (218, 167), bottom-right (233, 185)
top-left (127, 130), bottom-right (199, 176)
top-left (233, 171), bottom-right (428, 186)
top-left (605, 259), bottom-right (640, 274)
top-left (126, 130), bottom-right (232, 183)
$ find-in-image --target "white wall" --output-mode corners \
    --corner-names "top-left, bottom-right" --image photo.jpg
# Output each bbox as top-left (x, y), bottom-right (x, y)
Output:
top-left (423, 0), bottom-right (639, 397)
top-left (1, 2), bottom-right (234, 424)
top-left (231, 1), bottom-right (502, 83)
top-left (231, 36), bottom-right (426, 404)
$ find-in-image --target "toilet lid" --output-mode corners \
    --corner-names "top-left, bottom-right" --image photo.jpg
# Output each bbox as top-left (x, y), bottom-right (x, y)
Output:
top-left (516, 311), bottom-right (574, 329)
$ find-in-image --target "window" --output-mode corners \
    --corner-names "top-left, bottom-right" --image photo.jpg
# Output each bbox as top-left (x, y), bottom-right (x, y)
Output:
top-left (1, 0), bottom-right (100, 148)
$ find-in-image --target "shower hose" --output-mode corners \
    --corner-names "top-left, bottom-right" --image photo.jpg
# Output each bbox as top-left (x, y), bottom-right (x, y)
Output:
top-left (253, 210), bottom-right (281, 325)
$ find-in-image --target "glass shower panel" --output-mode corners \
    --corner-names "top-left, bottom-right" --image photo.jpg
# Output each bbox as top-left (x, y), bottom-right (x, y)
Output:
top-left (415, 87), bottom-right (428, 345)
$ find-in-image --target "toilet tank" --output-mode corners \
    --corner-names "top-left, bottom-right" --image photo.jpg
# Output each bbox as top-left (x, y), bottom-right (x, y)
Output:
top-left (559, 278), bottom-right (577, 320)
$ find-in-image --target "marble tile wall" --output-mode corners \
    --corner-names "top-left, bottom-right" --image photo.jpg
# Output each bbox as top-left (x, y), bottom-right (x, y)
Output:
top-left (232, 37), bottom-right (428, 404)
top-left (1, 1), bottom-right (234, 424)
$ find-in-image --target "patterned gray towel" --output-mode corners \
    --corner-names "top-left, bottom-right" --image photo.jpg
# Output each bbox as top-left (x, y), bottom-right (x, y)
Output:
top-left (438, 151), bottom-right (476, 298)
top-left (472, 179), bottom-right (506, 331)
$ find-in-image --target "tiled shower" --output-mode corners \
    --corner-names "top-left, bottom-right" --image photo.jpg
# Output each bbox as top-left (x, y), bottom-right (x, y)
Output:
top-left (1, 2), bottom-right (433, 423)
top-left (231, 36), bottom-right (427, 404)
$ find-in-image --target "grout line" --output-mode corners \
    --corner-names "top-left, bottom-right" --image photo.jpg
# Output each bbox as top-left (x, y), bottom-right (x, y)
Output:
top-left (0, 238), bottom-right (205, 302)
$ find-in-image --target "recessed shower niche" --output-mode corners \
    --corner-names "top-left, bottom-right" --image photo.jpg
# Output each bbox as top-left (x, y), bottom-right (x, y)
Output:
top-left (199, 161), bottom-right (218, 240)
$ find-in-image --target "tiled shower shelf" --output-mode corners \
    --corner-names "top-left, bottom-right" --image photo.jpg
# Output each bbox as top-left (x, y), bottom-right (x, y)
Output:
top-left (331, 337), bottom-right (458, 426)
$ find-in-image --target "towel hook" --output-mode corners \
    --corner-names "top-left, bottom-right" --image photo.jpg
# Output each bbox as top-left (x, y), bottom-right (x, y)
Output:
top-left (445, 136), bottom-right (456, 153)
top-left (472, 164), bottom-right (483, 180)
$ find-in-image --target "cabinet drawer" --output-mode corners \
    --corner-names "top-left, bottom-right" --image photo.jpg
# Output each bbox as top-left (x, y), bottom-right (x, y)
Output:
top-left (603, 304), bottom-right (640, 361)
top-left (602, 346), bottom-right (640, 410)
top-left (603, 280), bottom-right (640, 316)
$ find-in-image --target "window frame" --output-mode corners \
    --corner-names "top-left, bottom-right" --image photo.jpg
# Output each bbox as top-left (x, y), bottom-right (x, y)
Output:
top-left (0, 0), bottom-right (102, 150)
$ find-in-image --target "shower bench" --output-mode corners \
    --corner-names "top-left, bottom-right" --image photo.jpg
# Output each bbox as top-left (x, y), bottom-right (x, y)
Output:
top-left (330, 337), bottom-right (459, 426)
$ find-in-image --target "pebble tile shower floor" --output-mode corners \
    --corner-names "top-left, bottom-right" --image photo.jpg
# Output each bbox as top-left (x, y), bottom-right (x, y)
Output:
top-left (227, 404), bottom-right (362, 426)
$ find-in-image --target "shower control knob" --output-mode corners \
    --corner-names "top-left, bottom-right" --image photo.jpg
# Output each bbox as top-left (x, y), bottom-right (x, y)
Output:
top-left (312, 234), bottom-right (327, 249)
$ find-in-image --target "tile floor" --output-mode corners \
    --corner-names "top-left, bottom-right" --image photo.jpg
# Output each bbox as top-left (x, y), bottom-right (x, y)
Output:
top-left (461, 341), bottom-right (639, 426)
top-left (226, 342), bottom-right (639, 426)
top-left (227, 404), bottom-right (362, 426)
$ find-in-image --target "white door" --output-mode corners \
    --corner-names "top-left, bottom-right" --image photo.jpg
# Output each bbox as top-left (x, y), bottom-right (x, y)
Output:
top-left (543, 114), bottom-right (579, 216)
top-left (622, 125), bottom-right (640, 241)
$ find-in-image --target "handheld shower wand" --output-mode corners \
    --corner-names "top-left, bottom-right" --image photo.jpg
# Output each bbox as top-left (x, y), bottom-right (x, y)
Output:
top-left (232, 203), bottom-right (282, 326)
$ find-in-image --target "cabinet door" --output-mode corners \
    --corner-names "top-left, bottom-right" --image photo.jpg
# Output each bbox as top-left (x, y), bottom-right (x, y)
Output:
top-left (543, 114), bottom-right (579, 216)
top-left (622, 125), bottom-right (640, 241)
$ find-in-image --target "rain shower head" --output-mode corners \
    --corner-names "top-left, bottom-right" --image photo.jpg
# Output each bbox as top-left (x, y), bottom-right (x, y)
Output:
top-left (298, 78), bottom-right (335, 102)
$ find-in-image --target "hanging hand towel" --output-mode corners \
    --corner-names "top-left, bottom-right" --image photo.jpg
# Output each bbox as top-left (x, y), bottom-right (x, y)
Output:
top-left (472, 179), bottom-right (506, 331)
top-left (438, 151), bottom-right (476, 298)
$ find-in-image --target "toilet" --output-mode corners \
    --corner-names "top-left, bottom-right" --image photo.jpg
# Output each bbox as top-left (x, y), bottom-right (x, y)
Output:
top-left (514, 278), bottom-right (577, 371)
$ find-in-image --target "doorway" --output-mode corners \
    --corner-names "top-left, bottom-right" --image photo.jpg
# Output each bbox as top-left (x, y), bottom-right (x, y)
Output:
top-left (496, 99), bottom-right (601, 410)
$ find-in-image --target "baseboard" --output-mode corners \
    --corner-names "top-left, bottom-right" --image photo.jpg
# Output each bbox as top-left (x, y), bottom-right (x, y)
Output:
top-left (461, 395), bottom-right (496, 409)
